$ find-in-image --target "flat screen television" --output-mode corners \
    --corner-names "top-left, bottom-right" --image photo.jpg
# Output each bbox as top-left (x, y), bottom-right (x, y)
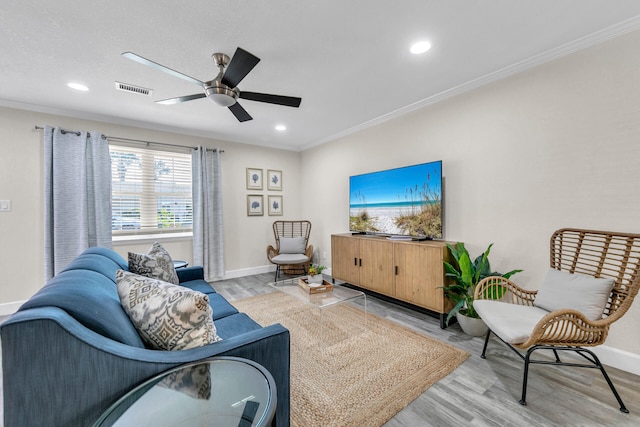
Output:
top-left (349, 160), bottom-right (442, 239)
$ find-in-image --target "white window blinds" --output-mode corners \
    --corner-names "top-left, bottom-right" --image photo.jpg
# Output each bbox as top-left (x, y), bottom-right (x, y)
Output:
top-left (110, 144), bottom-right (192, 235)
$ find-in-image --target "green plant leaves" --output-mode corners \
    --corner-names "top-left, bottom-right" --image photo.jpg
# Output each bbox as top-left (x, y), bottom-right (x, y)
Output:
top-left (442, 241), bottom-right (522, 321)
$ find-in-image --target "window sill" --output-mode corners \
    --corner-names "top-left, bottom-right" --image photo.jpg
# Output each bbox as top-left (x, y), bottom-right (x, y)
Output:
top-left (112, 232), bottom-right (193, 246)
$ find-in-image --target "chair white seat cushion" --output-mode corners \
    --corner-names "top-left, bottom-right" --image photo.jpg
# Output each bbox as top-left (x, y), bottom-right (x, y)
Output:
top-left (271, 254), bottom-right (309, 265)
top-left (475, 300), bottom-right (550, 345)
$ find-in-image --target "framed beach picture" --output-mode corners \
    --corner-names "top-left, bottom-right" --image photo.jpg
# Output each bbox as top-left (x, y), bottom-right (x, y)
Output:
top-left (268, 195), bottom-right (283, 216)
top-left (267, 169), bottom-right (282, 191)
top-left (246, 168), bottom-right (263, 190)
top-left (247, 195), bottom-right (264, 216)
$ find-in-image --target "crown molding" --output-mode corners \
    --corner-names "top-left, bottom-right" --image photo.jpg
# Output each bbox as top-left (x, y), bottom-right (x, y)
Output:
top-left (305, 14), bottom-right (640, 151)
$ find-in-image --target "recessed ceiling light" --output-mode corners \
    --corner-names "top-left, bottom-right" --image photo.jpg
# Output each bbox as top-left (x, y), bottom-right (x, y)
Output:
top-left (275, 124), bottom-right (287, 131)
top-left (68, 82), bottom-right (89, 92)
top-left (410, 41), bottom-right (432, 55)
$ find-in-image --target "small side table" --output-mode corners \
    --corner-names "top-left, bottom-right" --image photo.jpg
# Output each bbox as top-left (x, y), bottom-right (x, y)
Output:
top-left (93, 357), bottom-right (277, 427)
top-left (173, 260), bottom-right (188, 269)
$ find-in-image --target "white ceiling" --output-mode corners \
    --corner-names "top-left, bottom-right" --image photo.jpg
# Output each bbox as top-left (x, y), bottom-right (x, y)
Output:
top-left (2, 1), bottom-right (640, 151)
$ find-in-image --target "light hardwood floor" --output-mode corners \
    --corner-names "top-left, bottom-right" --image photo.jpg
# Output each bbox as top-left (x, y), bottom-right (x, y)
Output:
top-left (214, 273), bottom-right (640, 427)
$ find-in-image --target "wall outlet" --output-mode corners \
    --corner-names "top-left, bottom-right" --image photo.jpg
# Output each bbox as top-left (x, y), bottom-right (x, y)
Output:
top-left (0, 200), bottom-right (11, 212)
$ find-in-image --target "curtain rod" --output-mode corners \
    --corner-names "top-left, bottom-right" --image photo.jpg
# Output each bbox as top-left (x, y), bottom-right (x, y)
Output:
top-left (34, 126), bottom-right (224, 153)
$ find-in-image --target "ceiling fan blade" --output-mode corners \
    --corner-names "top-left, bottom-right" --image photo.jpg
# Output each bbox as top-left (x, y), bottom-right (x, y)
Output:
top-left (156, 93), bottom-right (206, 105)
top-left (221, 47), bottom-right (260, 88)
top-left (228, 102), bottom-right (253, 122)
top-left (122, 52), bottom-right (204, 86)
top-left (239, 91), bottom-right (302, 108)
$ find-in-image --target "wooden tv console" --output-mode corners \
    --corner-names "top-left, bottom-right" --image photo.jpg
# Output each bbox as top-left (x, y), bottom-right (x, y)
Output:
top-left (331, 233), bottom-right (455, 328)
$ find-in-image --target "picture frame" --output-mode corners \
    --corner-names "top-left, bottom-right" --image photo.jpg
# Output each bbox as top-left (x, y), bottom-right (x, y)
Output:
top-left (267, 169), bottom-right (282, 191)
top-left (268, 195), bottom-right (283, 216)
top-left (246, 168), bottom-right (263, 190)
top-left (247, 195), bottom-right (264, 216)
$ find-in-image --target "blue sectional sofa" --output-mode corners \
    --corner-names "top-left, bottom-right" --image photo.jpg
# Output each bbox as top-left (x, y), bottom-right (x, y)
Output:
top-left (0, 247), bottom-right (290, 427)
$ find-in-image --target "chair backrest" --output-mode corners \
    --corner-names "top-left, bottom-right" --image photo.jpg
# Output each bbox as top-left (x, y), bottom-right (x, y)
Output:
top-left (550, 228), bottom-right (640, 322)
top-left (273, 220), bottom-right (312, 250)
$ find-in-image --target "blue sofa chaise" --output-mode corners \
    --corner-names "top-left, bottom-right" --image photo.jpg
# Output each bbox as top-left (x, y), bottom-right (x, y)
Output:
top-left (0, 247), bottom-right (290, 427)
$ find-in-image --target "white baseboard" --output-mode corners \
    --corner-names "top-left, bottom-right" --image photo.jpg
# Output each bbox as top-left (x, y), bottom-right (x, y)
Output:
top-left (592, 345), bottom-right (640, 376)
top-left (0, 300), bottom-right (25, 316)
top-left (217, 264), bottom-right (276, 280)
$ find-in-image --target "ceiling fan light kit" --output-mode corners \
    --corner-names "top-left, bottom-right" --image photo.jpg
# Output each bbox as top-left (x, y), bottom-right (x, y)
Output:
top-left (121, 47), bottom-right (302, 122)
top-left (204, 81), bottom-right (238, 107)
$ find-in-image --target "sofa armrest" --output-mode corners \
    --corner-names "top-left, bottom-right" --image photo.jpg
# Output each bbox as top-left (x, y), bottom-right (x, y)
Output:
top-left (1, 307), bottom-right (290, 427)
top-left (176, 266), bottom-right (205, 283)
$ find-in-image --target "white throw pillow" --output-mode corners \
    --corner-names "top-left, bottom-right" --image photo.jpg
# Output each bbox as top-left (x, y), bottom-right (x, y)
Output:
top-left (279, 236), bottom-right (306, 254)
top-left (128, 242), bottom-right (179, 285)
top-left (533, 268), bottom-right (615, 320)
top-left (116, 270), bottom-right (221, 350)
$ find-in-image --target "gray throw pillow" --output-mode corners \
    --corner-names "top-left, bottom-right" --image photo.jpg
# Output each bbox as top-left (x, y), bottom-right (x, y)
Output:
top-left (533, 268), bottom-right (615, 320)
top-left (128, 242), bottom-right (179, 285)
top-left (116, 270), bottom-right (221, 350)
top-left (279, 236), bottom-right (306, 254)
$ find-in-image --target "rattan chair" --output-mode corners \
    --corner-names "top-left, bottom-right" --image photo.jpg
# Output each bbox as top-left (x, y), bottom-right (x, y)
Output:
top-left (267, 220), bottom-right (313, 281)
top-left (474, 228), bottom-right (640, 413)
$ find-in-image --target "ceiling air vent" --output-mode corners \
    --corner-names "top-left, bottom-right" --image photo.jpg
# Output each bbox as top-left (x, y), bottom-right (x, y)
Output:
top-left (115, 81), bottom-right (153, 96)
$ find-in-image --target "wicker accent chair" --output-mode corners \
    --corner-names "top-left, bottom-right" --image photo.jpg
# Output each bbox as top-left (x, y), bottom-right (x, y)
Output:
top-left (474, 228), bottom-right (640, 413)
top-left (267, 220), bottom-right (313, 281)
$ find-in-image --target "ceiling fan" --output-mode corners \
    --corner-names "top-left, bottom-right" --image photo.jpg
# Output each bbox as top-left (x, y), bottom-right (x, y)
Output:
top-left (122, 47), bottom-right (302, 122)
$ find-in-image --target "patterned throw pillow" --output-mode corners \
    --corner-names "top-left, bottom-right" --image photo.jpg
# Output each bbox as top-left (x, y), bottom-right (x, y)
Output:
top-left (128, 242), bottom-right (179, 285)
top-left (116, 270), bottom-right (221, 350)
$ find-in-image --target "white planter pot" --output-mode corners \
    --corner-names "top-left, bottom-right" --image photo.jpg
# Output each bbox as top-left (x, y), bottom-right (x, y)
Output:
top-left (308, 274), bottom-right (324, 284)
top-left (456, 312), bottom-right (488, 337)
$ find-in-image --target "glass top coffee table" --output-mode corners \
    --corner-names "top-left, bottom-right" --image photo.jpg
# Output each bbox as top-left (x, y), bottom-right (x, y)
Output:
top-left (93, 357), bottom-right (276, 427)
top-left (269, 276), bottom-right (367, 347)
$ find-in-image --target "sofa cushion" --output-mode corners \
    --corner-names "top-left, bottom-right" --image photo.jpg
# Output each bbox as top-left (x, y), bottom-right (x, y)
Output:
top-left (128, 242), bottom-right (179, 285)
top-left (60, 253), bottom-right (124, 283)
top-left (180, 279), bottom-right (217, 295)
top-left (19, 270), bottom-right (145, 347)
top-left (475, 300), bottom-right (550, 345)
top-left (116, 270), bottom-right (221, 350)
top-left (82, 246), bottom-right (129, 270)
top-left (534, 268), bottom-right (615, 320)
top-left (212, 312), bottom-right (262, 340)
top-left (207, 293), bottom-right (239, 320)
top-left (279, 237), bottom-right (306, 254)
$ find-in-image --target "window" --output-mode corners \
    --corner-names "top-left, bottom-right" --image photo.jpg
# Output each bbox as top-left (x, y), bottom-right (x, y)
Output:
top-left (110, 144), bottom-right (192, 236)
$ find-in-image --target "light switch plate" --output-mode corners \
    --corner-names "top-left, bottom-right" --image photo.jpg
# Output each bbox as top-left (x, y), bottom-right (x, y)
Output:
top-left (0, 200), bottom-right (11, 212)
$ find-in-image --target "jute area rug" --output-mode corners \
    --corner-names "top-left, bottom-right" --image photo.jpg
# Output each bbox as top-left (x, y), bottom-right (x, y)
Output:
top-left (233, 292), bottom-right (469, 427)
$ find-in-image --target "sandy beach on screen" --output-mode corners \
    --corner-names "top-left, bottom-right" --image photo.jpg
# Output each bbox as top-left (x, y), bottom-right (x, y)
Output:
top-left (350, 206), bottom-right (421, 235)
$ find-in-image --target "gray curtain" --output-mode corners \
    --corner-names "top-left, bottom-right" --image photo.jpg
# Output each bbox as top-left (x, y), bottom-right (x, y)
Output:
top-left (44, 126), bottom-right (112, 279)
top-left (192, 147), bottom-right (225, 280)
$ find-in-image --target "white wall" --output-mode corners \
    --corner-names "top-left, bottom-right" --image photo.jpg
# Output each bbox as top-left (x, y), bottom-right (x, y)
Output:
top-left (300, 29), bottom-right (640, 356)
top-left (0, 107), bottom-right (302, 305)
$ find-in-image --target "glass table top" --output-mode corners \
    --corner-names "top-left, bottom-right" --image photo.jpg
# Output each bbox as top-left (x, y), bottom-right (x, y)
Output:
top-left (93, 357), bottom-right (276, 427)
top-left (269, 276), bottom-right (365, 309)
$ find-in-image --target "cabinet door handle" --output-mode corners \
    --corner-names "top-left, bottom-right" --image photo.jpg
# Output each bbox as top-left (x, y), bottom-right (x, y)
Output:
top-left (395, 266), bottom-right (398, 275)
top-left (359, 258), bottom-right (362, 267)
top-left (354, 257), bottom-right (357, 266)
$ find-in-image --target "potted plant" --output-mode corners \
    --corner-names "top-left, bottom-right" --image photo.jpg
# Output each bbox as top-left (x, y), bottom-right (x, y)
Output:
top-left (442, 242), bottom-right (522, 336)
top-left (307, 264), bottom-right (326, 284)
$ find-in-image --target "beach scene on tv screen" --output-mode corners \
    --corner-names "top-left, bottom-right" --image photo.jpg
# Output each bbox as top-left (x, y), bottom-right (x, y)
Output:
top-left (349, 161), bottom-right (442, 238)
